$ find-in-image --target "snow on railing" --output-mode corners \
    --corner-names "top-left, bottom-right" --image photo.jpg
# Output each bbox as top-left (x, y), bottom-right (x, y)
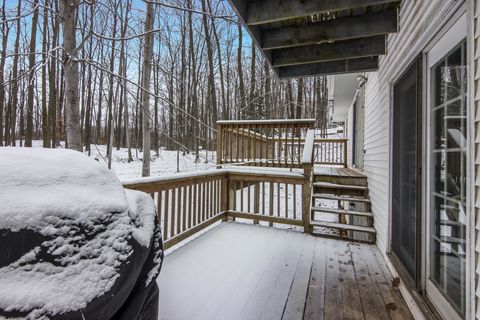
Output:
top-left (123, 167), bottom-right (312, 249)
top-left (301, 129), bottom-right (315, 165)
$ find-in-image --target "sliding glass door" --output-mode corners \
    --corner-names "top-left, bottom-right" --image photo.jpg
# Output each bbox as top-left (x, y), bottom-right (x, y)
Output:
top-left (392, 59), bottom-right (421, 283)
top-left (426, 14), bottom-right (467, 319)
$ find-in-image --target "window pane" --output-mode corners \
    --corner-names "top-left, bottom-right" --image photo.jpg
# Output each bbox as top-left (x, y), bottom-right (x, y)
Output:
top-left (430, 41), bottom-right (467, 317)
top-left (446, 46), bottom-right (463, 100)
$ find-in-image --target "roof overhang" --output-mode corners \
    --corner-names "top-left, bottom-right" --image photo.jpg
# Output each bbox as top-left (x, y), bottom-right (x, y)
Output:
top-left (227, 0), bottom-right (400, 78)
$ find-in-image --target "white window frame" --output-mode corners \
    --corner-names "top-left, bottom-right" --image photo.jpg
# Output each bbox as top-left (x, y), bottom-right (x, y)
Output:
top-left (424, 12), bottom-right (471, 320)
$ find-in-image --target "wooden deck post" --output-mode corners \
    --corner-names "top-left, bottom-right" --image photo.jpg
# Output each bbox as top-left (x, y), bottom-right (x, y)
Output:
top-left (228, 178), bottom-right (236, 221)
top-left (222, 176), bottom-right (229, 221)
top-left (216, 123), bottom-right (223, 168)
top-left (253, 182), bottom-right (260, 224)
top-left (302, 163), bottom-right (312, 233)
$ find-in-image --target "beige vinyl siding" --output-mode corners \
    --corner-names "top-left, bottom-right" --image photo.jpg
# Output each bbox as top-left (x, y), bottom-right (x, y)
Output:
top-left (363, 0), bottom-right (458, 253)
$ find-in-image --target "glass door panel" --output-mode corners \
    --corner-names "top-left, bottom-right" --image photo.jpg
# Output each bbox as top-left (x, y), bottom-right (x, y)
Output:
top-left (429, 40), bottom-right (467, 317)
top-left (392, 60), bottom-right (421, 281)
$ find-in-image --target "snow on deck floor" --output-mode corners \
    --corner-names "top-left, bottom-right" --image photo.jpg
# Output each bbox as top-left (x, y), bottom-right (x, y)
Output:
top-left (157, 222), bottom-right (414, 320)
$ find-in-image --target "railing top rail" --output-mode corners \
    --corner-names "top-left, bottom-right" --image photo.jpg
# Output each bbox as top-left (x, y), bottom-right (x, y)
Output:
top-left (314, 138), bottom-right (348, 143)
top-left (227, 167), bottom-right (305, 181)
top-left (122, 167), bottom-right (305, 190)
top-left (301, 129), bottom-right (315, 165)
top-left (216, 119), bottom-right (316, 126)
top-left (122, 170), bottom-right (228, 190)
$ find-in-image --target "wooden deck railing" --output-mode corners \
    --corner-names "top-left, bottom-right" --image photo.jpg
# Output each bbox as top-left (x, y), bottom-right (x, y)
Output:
top-left (216, 119), bottom-right (315, 168)
top-left (123, 171), bottom-right (228, 249)
top-left (313, 138), bottom-right (348, 167)
top-left (124, 129), bottom-right (316, 248)
top-left (228, 170), bottom-right (306, 228)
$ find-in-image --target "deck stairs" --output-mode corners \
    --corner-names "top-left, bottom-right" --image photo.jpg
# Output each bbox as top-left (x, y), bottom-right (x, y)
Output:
top-left (310, 167), bottom-right (376, 243)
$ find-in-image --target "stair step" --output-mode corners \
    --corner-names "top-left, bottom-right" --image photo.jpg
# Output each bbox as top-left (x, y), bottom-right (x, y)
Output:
top-left (313, 175), bottom-right (368, 187)
top-left (312, 193), bottom-right (370, 203)
top-left (311, 221), bottom-right (376, 234)
top-left (311, 206), bottom-right (373, 218)
top-left (313, 182), bottom-right (368, 190)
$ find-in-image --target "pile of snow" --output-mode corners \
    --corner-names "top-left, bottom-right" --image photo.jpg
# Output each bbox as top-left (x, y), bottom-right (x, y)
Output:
top-left (0, 148), bottom-right (160, 318)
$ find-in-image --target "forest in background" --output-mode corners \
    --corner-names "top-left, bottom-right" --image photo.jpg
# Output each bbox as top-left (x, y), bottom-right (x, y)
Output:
top-left (0, 0), bottom-right (330, 175)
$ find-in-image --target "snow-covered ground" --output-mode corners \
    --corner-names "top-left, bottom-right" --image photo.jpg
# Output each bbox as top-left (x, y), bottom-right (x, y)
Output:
top-left (21, 140), bottom-right (217, 180)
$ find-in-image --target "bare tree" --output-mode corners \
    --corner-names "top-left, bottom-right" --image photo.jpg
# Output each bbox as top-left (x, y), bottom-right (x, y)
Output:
top-left (0, 0), bottom-right (10, 146)
top-left (141, 1), bottom-right (155, 176)
top-left (237, 21), bottom-right (245, 119)
top-left (60, 0), bottom-right (82, 151)
top-left (25, 0), bottom-right (39, 147)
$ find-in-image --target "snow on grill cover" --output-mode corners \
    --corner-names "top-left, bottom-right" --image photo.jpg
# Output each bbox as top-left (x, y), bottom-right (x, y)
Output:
top-left (0, 148), bottom-right (163, 320)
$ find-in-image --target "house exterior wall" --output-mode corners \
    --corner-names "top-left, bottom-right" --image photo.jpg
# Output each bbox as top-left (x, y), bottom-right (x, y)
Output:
top-left (362, 1), bottom-right (476, 318)
top-left (363, 0), bottom-right (462, 255)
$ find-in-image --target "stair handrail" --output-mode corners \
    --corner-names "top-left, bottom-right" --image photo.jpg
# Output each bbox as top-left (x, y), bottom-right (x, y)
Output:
top-left (301, 129), bottom-right (315, 233)
top-left (301, 129), bottom-right (315, 165)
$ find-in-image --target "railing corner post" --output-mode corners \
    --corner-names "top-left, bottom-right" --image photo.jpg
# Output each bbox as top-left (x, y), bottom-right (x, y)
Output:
top-left (227, 175), bottom-right (236, 222)
top-left (216, 123), bottom-right (223, 168)
top-left (302, 163), bottom-right (312, 234)
top-left (221, 174), bottom-right (229, 221)
top-left (253, 182), bottom-right (260, 224)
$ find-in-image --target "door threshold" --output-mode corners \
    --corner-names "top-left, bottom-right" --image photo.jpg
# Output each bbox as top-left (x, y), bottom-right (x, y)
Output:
top-left (384, 252), bottom-right (443, 320)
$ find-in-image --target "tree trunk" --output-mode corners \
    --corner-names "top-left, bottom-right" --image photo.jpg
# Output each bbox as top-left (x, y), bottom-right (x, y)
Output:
top-left (201, 0), bottom-right (217, 126)
top-left (10, 0), bottom-right (22, 146)
top-left (248, 42), bottom-right (256, 119)
top-left (237, 21), bottom-right (245, 119)
top-left (84, 1), bottom-right (94, 153)
top-left (0, 0), bottom-right (9, 146)
top-left (41, 0), bottom-right (49, 147)
top-left (141, 1), bottom-right (154, 177)
top-left (49, 1), bottom-right (59, 147)
top-left (61, 0), bottom-right (82, 151)
top-left (188, 0), bottom-right (199, 162)
top-left (106, 0), bottom-right (118, 165)
top-left (263, 60), bottom-right (271, 119)
top-left (296, 78), bottom-right (303, 119)
top-left (25, 0), bottom-right (39, 147)
top-left (209, 0), bottom-right (226, 120)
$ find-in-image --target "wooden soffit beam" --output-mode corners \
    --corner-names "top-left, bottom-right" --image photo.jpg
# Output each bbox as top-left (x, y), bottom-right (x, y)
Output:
top-left (272, 35), bottom-right (386, 67)
top-left (247, 0), bottom-right (400, 25)
top-left (276, 56), bottom-right (379, 78)
top-left (261, 8), bottom-right (397, 50)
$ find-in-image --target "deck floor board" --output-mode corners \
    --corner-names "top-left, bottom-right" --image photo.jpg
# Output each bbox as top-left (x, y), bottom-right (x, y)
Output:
top-left (157, 222), bottom-right (413, 320)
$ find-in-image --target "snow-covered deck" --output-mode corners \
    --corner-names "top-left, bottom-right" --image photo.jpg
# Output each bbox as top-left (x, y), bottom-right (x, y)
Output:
top-left (157, 222), bottom-right (414, 320)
